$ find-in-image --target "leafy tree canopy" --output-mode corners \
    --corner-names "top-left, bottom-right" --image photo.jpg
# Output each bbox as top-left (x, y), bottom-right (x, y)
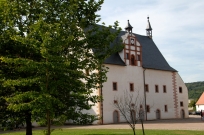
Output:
top-left (0, 0), bottom-right (122, 134)
top-left (186, 81), bottom-right (204, 99)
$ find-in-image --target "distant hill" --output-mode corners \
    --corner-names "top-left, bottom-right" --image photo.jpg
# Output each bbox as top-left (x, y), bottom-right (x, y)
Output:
top-left (185, 81), bottom-right (204, 99)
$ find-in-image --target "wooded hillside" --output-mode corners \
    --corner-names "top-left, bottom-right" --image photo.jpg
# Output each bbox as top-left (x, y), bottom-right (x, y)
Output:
top-left (185, 81), bottom-right (204, 99)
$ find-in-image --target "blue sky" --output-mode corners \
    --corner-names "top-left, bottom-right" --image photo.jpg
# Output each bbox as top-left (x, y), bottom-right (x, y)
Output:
top-left (98, 0), bottom-right (204, 83)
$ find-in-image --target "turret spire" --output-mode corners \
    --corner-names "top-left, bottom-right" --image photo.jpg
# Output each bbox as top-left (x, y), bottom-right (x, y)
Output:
top-left (125, 20), bottom-right (133, 33)
top-left (146, 16), bottom-right (152, 38)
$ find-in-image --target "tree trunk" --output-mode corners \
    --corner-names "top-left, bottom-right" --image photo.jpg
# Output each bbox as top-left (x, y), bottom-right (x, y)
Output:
top-left (46, 111), bottom-right (51, 135)
top-left (25, 111), bottom-right (32, 135)
top-left (141, 119), bottom-right (145, 135)
top-left (132, 127), bottom-right (136, 135)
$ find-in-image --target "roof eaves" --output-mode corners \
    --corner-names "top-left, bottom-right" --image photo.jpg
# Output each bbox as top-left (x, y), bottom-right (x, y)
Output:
top-left (104, 63), bottom-right (126, 66)
top-left (142, 66), bottom-right (177, 72)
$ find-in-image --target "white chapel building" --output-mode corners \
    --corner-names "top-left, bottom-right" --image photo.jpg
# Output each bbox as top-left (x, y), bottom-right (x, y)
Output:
top-left (90, 17), bottom-right (188, 124)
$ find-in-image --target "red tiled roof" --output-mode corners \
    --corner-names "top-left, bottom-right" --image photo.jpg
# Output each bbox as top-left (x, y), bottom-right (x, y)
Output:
top-left (196, 92), bottom-right (204, 105)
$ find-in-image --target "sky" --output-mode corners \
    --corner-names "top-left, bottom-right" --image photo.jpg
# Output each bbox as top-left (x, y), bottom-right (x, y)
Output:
top-left (97, 0), bottom-right (204, 83)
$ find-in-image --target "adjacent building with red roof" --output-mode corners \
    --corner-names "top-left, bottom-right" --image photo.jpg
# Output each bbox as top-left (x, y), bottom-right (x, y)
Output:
top-left (196, 92), bottom-right (204, 112)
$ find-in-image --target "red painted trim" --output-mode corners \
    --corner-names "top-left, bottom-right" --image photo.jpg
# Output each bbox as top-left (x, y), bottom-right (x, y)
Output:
top-left (145, 84), bottom-right (149, 92)
top-left (146, 105), bottom-right (150, 113)
top-left (123, 35), bottom-right (143, 66)
top-left (113, 82), bottom-right (118, 91)
top-left (172, 72), bottom-right (179, 118)
top-left (163, 85), bottom-right (167, 93)
top-left (130, 83), bottom-right (134, 92)
top-left (155, 85), bottom-right (159, 93)
top-left (164, 105), bottom-right (168, 112)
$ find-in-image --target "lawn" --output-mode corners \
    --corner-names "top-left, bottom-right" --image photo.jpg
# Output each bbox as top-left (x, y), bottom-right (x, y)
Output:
top-left (1, 129), bottom-right (204, 135)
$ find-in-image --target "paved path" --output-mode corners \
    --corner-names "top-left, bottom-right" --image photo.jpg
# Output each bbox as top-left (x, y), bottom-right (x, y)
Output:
top-left (65, 115), bottom-right (204, 131)
top-left (1, 115), bottom-right (204, 134)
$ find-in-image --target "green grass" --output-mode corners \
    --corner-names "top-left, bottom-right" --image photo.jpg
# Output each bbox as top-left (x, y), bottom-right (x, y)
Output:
top-left (1, 129), bottom-right (204, 135)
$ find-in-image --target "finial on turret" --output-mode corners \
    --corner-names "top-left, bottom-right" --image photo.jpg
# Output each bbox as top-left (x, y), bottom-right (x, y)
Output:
top-left (146, 16), bottom-right (152, 38)
top-left (125, 20), bottom-right (133, 33)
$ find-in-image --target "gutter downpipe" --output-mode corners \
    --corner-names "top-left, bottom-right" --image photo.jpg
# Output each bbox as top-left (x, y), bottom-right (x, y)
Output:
top-left (101, 86), bottom-right (103, 124)
top-left (143, 68), bottom-right (147, 121)
top-left (98, 84), bottom-right (103, 124)
top-left (99, 64), bottom-right (103, 125)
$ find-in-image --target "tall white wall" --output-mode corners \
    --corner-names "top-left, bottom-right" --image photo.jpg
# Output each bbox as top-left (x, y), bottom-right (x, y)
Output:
top-left (145, 69), bottom-right (188, 120)
top-left (102, 64), bottom-right (144, 124)
top-left (145, 69), bottom-right (174, 119)
top-left (85, 66), bottom-right (189, 124)
top-left (176, 73), bottom-right (189, 118)
top-left (100, 66), bottom-right (189, 123)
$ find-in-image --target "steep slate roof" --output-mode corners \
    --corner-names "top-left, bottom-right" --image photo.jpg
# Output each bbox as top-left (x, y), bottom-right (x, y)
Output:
top-left (104, 52), bottom-right (126, 66)
top-left (104, 31), bottom-right (177, 72)
top-left (196, 92), bottom-right (204, 105)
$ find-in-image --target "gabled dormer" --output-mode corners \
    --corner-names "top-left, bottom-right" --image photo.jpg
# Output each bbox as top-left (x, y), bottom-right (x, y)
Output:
top-left (121, 20), bottom-right (142, 67)
top-left (105, 18), bottom-right (177, 72)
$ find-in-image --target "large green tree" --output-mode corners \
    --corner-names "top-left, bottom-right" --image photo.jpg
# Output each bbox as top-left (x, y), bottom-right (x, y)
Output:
top-left (0, 0), bottom-right (122, 135)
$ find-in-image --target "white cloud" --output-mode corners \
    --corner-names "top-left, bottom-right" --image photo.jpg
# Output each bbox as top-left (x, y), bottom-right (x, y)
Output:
top-left (98, 0), bottom-right (204, 82)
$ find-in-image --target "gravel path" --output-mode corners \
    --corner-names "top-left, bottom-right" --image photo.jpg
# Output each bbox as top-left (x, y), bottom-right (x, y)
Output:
top-left (1, 115), bottom-right (203, 134)
top-left (65, 115), bottom-right (204, 131)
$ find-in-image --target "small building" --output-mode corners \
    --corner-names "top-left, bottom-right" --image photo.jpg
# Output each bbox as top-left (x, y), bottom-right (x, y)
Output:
top-left (196, 92), bottom-right (204, 112)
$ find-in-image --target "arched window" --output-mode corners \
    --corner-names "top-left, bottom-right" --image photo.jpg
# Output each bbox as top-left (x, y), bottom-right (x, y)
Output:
top-left (137, 55), bottom-right (141, 61)
top-left (156, 109), bottom-right (161, 119)
top-left (131, 55), bottom-right (135, 65)
top-left (130, 110), bottom-right (136, 122)
top-left (113, 110), bottom-right (119, 123)
top-left (180, 109), bottom-right (185, 119)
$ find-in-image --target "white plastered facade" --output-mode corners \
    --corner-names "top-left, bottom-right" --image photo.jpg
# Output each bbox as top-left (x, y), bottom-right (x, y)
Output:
top-left (86, 32), bottom-right (188, 124)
